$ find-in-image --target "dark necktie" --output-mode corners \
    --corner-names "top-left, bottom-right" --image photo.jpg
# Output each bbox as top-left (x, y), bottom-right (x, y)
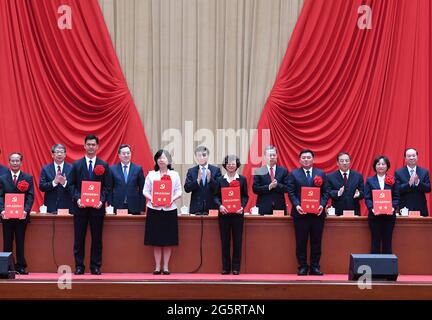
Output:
top-left (123, 165), bottom-right (128, 183)
top-left (343, 172), bottom-right (348, 186)
top-left (306, 170), bottom-right (312, 185)
top-left (13, 174), bottom-right (17, 185)
top-left (88, 160), bottom-right (93, 179)
top-left (269, 167), bottom-right (275, 181)
top-left (57, 165), bottom-right (61, 175)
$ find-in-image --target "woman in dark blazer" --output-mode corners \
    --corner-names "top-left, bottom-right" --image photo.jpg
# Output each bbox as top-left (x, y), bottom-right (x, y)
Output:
top-left (214, 155), bottom-right (248, 275)
top-left (364, 155), bottom-right (400, 254)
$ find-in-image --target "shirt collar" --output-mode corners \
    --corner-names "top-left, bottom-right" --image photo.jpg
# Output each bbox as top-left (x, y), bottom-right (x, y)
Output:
top-left (11, 170), bottom-right (20, 178)
top-left (223, 173), bottom-right (239, 182)
top-left (340, 169), bottom-right (350, 176)
top-left (407, 166), bottom-right (417, 172)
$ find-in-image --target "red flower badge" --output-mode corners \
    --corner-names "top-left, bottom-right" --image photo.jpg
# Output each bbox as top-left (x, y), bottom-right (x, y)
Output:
top-left (313, 175), bottom-right (323, 187)
top-left (17, 180), bottom-right (29, 192)
top-left (161, 174), bottom-right (172, 181)
top-left (229, 180), bottom-right (240, 187)
top-left (385, 175), bottom-right (395, 186)
top-left (93, 165), bottom-right (105, 176)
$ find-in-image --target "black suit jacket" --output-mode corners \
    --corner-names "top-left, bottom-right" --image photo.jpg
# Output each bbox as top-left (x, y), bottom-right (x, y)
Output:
top-left (395, 166), bottom-right (430, 216)
top-left (252, 165), bottom-right (289, 214)
top-left (69, 157), bottom-right (111, 216)
top-left (0, 171), bottom-right (34, 223)
top-left (287, 168), bottom-right (329, 218)
top-left (364, 175), bottom-right (400, 218)
top-left (327, 169), bottom-right (364, 215)
top-left (108, 162), bottom-right (145, 213)
top-left (39, 162), bottom-right (73, 213)
top-left (214, 175), bottom-right (249, 215)
top-left (0, 165), bottom-right (9, 177)
top-left (184, 164), bottom-right (222, 214)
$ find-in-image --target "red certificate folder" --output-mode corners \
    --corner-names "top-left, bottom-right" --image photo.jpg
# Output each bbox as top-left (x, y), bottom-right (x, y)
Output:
top-left (372, 189), bottom-right (393, 215)
top-left (221, 187), bottom-right (241, 213)
top-left (152, 180), bottom-right (172, 206)
top-left (4, 193), bottom-right (25, 219)
top-left (81, 181), bottom-right (101, 207)
top-left (301, 187), bottom-right (321, 214)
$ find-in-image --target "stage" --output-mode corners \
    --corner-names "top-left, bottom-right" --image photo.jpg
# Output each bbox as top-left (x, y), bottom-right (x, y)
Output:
top-left (2, 273), bottom-right (432, 300)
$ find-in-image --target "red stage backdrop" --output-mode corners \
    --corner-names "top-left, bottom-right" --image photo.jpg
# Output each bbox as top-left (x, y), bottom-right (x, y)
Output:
top-left (0, 0), bottom-right (153, 210)
top-left (244, 0), bottom-right (432, 214)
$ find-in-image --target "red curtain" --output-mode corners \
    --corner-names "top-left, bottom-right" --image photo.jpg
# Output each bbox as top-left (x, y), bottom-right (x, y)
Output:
top-left (243, 0), bottom-right (432, 214)
top-left (0, 0), bottom-right (154, 210)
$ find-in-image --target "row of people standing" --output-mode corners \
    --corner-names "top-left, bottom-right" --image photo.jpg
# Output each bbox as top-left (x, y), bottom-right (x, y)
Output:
top-left (1, 136), bottom-right (429, 277)
top-left (252, 146), bottom-right (430, 276)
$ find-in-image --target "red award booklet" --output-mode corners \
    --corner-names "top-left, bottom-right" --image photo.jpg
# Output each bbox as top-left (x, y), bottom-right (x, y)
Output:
top-left (301, 187), bottom-right (321, 214)
top-left (372, 189), bottom-right (393, 215)
top-left (81, 181), bottom-right (101, 207)
top-left (4, 193), bottom-right (25, 219)
top-left (152, 180), bottom-right (172, 206)
top-left (222, 187), bottom-right (241, 213)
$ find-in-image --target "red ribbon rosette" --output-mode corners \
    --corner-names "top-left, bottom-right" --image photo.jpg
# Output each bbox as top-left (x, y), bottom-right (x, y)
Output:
top-left (229, 180), bottom-right (240, 187)
top-left (161, 174), bottom-right (171, 181)
top-left (17, 180), bottom-right (29, 192)
top-left (313, 175), bottom-right (323, 187)
top-left (385, 175), bottom-right (395, 186)
top-left (94, 165), bottom-right (105, 176)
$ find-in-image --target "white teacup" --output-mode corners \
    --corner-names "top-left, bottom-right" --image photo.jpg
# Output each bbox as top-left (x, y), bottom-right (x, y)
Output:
top-left (106, 205), bottom-right (114, 215)
top-left (400, 207), bottom-right (409, 216)
top-left (39, 205), bottom-right (47, 214)
top-left (250, 206), bottom-right (259, 215)
top-left (327, 206), bottom-right (336, 216)
top-left (180, 206), bottom-right (189, 215)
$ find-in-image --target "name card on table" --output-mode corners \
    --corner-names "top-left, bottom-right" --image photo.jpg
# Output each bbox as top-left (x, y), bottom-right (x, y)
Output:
top-left (343, 210), bottom-right (355, 217)
top-left (117, 209), bottom-right (128, 216)
top-left (409, 211), bottom-right (421, 217)
top-left (57, 209), bottom-right (70, 216)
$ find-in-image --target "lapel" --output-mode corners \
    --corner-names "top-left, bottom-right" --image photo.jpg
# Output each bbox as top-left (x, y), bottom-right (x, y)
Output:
top-left (7, 172), bottom-right (16, 191)
top-left (299, 168), bottom-right (310, 186)
top-left (81, 158), bottom-right (90, 179)
top-left (49, 164), bottom-right (57, 180)
top-left (403, 167), bottom-right (411, 180)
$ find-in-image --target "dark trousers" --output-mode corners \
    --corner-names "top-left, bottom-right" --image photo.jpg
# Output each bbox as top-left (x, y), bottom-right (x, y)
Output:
top-left (293, 215), bottom-right (325, 269)
top-left (368, 215), bottom-right (396, 254)
top-left (218, 214), bottom-right (244, 272)
top-left (2, 220), bottom-right (27, 268)
top-left (73, 210), bottom-right (104, 270)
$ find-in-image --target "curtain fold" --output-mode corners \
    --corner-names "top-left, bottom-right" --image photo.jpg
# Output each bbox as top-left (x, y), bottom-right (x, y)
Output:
top-left (243, 0), bottom-right (432, 214)
top-left (0, 0), bottom-right (154, 209)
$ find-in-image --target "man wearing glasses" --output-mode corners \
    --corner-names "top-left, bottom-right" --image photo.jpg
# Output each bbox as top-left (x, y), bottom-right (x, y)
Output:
top-left (39, 144), bottom-right (73, 214)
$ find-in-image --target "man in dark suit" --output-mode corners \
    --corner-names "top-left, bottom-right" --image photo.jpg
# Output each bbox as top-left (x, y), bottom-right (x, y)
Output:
top-left (69, 134), bottom-right (111, 275)
top-left (39, 144), bottom-right (73, 214)
top-left (395, 148), bottom-right (430, 216)
top-left (327, 152), bottom-right (364, 215)
top-left (109, 144), bottom-right (145, 215)
top-left (252, 145), bottom-right (289, 215)
top-left (0, 153), bottom-right (34, 275)
top-left (184, 146), bottom-right (222, 215)
top-left (287, 149), bottom-right (329, 276)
